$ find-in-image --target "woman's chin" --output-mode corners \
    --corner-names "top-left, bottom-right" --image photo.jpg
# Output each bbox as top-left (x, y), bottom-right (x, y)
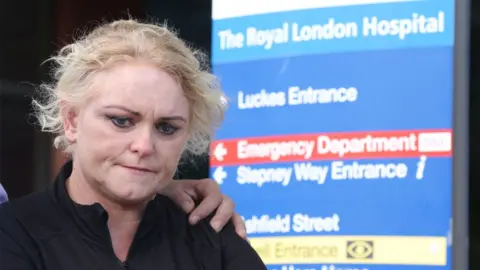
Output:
top-left (109, 188), bottom-right (154, 206)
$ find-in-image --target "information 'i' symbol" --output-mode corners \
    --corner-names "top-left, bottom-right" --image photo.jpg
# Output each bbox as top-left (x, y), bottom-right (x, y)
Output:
top-left (416, 155), bottom-right (427, 180)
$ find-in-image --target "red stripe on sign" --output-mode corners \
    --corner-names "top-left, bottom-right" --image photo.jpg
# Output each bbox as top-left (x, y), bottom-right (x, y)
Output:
top-left (210, 129), bottom-right (452, 166)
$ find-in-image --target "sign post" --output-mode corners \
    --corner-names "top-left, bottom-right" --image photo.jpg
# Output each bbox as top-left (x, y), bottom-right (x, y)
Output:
top-left (210, 1), bottom-right (469, 269)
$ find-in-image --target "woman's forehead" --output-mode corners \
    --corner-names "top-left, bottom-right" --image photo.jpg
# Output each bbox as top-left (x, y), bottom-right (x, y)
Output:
top-left (84, 62), bottom-right (190, 118)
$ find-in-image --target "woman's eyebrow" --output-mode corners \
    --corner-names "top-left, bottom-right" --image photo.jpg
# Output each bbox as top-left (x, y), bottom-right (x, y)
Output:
top-left (103, 105), bottom-right (186, 122)
top-left (159, 116), bottom-right (186, 123)
top-left (103, 104), bottom-right (140, 116)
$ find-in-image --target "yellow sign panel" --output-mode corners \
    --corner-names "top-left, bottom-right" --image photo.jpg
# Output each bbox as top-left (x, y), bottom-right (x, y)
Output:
top-left (250, 235), bottom-right (447, 265)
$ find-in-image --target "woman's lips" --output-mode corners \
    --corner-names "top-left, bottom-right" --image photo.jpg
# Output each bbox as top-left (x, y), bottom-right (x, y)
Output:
top-left (120, 165), bottom-right (154, 173)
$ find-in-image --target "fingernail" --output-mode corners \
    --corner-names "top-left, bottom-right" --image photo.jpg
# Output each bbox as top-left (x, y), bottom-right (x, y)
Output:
top-left (191, 216), bottom-right (199, 224)
top-left (183, 201), bottom-right (193, 212)
top-left (210, 221), bottom-right (221, 232)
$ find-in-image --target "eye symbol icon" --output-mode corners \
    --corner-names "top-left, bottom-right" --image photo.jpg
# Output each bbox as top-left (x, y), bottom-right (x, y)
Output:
top-left (346, 240), bottom-right (374, 259)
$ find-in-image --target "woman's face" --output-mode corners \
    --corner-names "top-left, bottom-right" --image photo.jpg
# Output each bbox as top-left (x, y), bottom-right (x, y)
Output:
top-left (65, 61), bottom-right (190, 205)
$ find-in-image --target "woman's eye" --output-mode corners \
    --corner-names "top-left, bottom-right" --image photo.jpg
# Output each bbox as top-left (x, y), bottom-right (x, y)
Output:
top-left (109, 116), bottom-right (133, 128)
top-left (157, 123), bottom-right (178, 135)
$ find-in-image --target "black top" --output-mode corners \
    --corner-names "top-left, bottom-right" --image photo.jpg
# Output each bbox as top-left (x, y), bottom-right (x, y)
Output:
top-left (0, 161), bottom-right (266, 270)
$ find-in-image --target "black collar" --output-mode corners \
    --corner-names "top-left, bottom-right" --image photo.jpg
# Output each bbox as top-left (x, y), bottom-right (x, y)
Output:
top-left (49, 160), bottom-right (164, 243)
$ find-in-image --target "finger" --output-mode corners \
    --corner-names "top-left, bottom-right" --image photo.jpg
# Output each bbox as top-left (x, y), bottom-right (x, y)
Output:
top-left (209, 195), bottom-right (235, 232)
top-left (188, 186), bottom-right (223, 225)
top-left (176, 193), bottom-right (196, 214)
top-left (192, 178), bottom-right (221, 198)
top-left (166, 188), bottom-right (196, 214)
top-left (231, 213), bottom-right (247, 239)
top-left (160, 180), bottom-right (199, 214)
top-left (188, 179), bottom-right (222, 224)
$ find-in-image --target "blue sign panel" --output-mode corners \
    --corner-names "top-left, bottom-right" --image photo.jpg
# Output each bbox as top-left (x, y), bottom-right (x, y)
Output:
top-left (210, 1), bottom-right (454, 269)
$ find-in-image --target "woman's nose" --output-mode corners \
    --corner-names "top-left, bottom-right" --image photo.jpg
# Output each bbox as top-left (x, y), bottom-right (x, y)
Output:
top-left (130, 128), bottom-right (155, 156)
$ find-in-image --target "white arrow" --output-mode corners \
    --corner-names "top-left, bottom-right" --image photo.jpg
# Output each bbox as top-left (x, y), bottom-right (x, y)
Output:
top-left (212, 167), bottom-right (227, 185)
top-left (214, 143), bottom-right (228, 161)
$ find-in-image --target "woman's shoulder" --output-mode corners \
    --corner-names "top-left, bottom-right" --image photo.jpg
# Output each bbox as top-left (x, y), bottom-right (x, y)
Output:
top-left (0, 189), bottom-right (50, 221)
top-left (154, 195), bottom-right (266, 270)
top-left (153, 194), bottom-right (218, 236)
top-left (0, 188), bottom-right (67, 239)
top-left (153, 194), bottom-right (222, 250)
top-left (153, 194), bottom-right (190, 225)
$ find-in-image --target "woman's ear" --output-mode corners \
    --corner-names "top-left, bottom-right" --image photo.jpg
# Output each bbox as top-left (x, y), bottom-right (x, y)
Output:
top-left (61, 101), bottom-right (79, 144)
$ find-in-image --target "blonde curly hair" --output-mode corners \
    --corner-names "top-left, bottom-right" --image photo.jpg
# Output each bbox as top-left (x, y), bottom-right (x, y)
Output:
top-left (33, 19), bottom-right (227, 157)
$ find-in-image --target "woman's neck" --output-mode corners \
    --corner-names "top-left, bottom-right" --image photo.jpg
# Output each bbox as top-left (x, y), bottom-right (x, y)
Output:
top-left (66, 167), bottom-right (145, 262)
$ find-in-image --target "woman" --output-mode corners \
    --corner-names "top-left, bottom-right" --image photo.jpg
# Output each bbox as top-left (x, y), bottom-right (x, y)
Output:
top-left (0, 19), bottom-right (265, 270)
